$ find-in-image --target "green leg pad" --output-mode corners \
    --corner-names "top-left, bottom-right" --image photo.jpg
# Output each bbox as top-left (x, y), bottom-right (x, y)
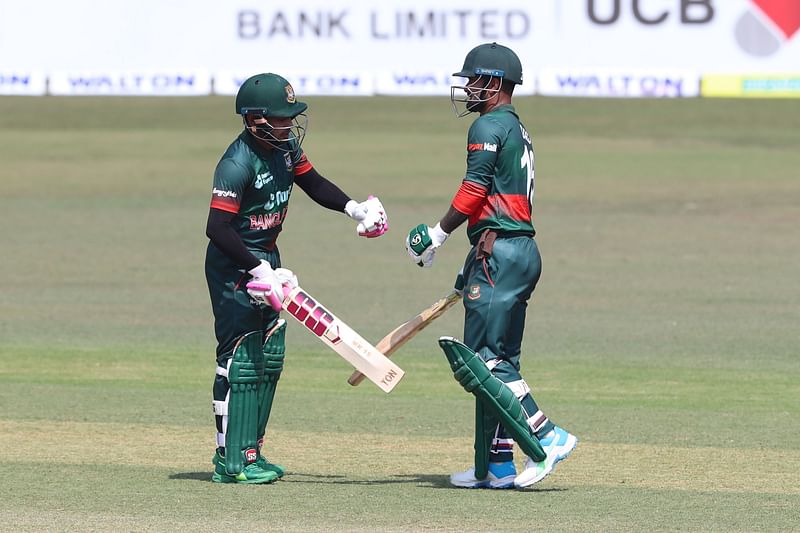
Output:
top-left (439, 337), bottom-right (546, 462)
top-left (223, 331), bottom-right (265, 475)
top-left (474, 398), bottom-right (496, 480)
top-left (258, 319), bottom-right (286, 442)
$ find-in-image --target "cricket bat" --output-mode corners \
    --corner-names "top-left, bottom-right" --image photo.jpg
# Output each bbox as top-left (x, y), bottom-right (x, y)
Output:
top-left (347, 290), bottom-right (461, 387)
top-left (281, 285), bottom-right (404, 393)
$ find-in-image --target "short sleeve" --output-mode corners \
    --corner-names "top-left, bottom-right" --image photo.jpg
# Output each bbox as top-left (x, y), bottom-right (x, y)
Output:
top-left (464, 117), bottom-right (504, 188)
top-left (210, 158), bottom-right (250, 213)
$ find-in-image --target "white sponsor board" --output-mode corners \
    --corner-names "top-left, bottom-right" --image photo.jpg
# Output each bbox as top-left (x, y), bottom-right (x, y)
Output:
top-left (0, 72), bottom-right (46, 95)
top-left (0, 1), bottom-right (797, 96)
top-left (49, 71), bottom-right (212, 96)
top-left (539, 69), bottom-right (700, 98)
top-left (215, 71), bottom-right (374, 96)
top-left (375, 71), bottom-right (536, 96)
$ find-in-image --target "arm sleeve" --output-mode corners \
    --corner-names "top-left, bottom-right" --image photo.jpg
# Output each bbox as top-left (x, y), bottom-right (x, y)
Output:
top-left (294, 166), bottom-right (352, 212)
top-left (205, 208), bottom-right (260, 271)
top-left (464, 117), bottom-right (504, 188)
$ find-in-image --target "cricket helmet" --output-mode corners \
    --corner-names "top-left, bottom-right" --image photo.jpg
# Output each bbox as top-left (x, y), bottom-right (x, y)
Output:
top-left (235, 73), bottom-right (308, 150)
top-left (451, 43), bottom-right (522, 117)
top-left (453, 42), bottom-right (523, 85)
top-left (235, 73), bottom-right (308, 118)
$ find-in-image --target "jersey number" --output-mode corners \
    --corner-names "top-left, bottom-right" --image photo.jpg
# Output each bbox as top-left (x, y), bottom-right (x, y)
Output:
top-left (520, 146), bottom-right (535, 208)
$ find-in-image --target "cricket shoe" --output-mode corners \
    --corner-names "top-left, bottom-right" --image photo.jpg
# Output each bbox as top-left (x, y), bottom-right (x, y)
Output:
top-left (450, 461), bottom-right (516, 489)
top-left (211, 451), bottom-right (278, 484)
top-left (255, 454), bottom-right (285, 478)
top-left (514, 426), bottom-right (577, 489)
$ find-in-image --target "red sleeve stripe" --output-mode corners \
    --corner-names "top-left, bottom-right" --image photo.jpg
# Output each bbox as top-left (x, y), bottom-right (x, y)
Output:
top-left (294, 155), bottom-right (313, 175)
top-left (451, 181), bottom-right (488, 215)
top-left (210, 198), bottom-right (239, 214)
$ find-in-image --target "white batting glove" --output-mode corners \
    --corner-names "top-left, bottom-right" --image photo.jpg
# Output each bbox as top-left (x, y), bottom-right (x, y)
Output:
top-left (405, 223), bottom-right (449, 268)
top-left (345, 195), bottom-right (388, 238)
top-left (246, 260), bottom-right (287, 311)
top-left (274, 268), bottom-right (298, 291)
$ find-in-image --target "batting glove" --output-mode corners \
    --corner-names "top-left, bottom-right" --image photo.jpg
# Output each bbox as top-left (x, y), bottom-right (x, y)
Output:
top-left (345, 195), bottom-right (388, 238)
top-left (246, 260), bottom-right (289, 311)
top-left (406, 223), bottom-right (449, 268)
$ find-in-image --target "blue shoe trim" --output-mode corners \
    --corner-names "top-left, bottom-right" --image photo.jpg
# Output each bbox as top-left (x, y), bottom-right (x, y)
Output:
top-left (488, 461), bottom-right (516, 478)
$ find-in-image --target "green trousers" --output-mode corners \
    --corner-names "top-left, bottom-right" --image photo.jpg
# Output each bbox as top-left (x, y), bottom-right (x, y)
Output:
top-left (205, 243), bottom-right (282, 452)
top-left (462, 234), bottom-right (554, 460)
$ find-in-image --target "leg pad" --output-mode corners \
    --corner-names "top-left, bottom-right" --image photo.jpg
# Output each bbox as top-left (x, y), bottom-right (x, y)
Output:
top-left (439, 337), bottom-right (545, 462)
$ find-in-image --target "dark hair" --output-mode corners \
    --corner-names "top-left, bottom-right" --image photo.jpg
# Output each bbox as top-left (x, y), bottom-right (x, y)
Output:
top-left (501, 79), bottom-right (516, 96)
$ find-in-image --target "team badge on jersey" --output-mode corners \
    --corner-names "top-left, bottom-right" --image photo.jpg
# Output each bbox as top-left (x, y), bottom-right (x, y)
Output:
top-left (467, 284), bottom-right (481, 300)
top-left (284, 152), bottom-right (293, 170)
top-left (285, 84), bottom-right (296, 103)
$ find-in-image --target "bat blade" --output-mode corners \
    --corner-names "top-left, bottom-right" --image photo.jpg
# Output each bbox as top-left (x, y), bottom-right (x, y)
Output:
top-left (347, 290), bottom-right (460, 386)
top-left (282, 285), bottom-right (404, 393)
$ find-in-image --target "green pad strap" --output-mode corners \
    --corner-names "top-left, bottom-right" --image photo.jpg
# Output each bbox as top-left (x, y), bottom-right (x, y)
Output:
top-left (439, 337), bottom-right (546, 462)
top-left (225, 331), bottom-right (265, 475)
top-left (474, 398), bottom-right (495, 480)
top-left (258, 320), bottom-right (286, 442)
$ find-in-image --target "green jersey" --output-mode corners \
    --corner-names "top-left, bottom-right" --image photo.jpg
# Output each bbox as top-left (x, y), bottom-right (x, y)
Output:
top-left (209, 132), bottom-right (313, 250)
top-left (460, 104), bottom-right (535, 245)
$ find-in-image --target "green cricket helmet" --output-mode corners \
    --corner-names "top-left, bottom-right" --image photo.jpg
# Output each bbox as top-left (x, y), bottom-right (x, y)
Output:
top-left (451, 42), bottom-right (523, 117)
top-left (235, 73), bottom-right (308, 150)
top-left (453, 42), bottom-right (523, 85)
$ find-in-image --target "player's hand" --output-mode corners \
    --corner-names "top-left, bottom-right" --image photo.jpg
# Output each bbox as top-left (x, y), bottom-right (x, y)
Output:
top-left (345, 195), bottom-right (388, 238)
top-left (246, 260), bottom-right (289, 311)
top-left (406, 223), bottom-right (449, 268)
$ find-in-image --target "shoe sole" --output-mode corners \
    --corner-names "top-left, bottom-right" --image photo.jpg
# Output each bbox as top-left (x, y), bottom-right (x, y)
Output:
top-left (450, 474), bottom-right (515, 489)
top-left (212, 472), bottom-right (278, 484)
top-left (514, 435), bottom-right (578, 489)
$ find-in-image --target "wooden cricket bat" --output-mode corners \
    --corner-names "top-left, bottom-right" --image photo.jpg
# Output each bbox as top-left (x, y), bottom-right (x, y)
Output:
top-left (347, 290), bottom-right (461, 386)
top-left (281, 285), bottom-right (404, 393)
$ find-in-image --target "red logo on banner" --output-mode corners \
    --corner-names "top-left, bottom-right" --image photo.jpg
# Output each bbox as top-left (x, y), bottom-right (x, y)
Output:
top-left (752, 0), bottom-right (800, 38)
top-left (736, 0), bottom-right (799, 56)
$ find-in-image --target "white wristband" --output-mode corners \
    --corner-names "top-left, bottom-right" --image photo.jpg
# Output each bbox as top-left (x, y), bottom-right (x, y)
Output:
top-left (430, 223), bottom-right (450, 246)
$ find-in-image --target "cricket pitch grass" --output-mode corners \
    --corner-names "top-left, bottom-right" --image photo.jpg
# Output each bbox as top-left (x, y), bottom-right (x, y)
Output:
top-left (1, 95), bottom-right (798, 531)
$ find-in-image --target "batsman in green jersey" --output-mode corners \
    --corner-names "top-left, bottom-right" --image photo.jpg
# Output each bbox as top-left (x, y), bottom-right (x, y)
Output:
top-left (205, 73), bottom-right (388, 484)
top-left (405, 43), bottom-right (577, 489)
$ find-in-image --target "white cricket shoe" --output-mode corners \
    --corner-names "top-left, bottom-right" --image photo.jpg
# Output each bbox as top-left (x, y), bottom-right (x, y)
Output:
top-left (514, 426), bottom-right (577, 489)
top-left (450, 461), bottom-right (516, 489)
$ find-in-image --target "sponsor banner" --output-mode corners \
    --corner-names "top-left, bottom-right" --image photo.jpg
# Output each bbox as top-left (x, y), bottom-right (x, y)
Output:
top-left (375, 71), bottom-right (535, 96)
top-left (2, 1), bottom-right (798, 76)
top-left (702, 74), bottom-right (800, 98)
top-left (214, 71), bottom-right (373, 96)
top-left (49, 71), bottom-right (211, 96)
top-left (539, 69), bottom-right (700, 98)
top-left (0, 72), bottom-right (46, 95)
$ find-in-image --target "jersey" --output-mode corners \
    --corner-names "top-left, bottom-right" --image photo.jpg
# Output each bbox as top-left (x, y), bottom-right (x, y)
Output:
top-left (460, 104), bottom-right (535, 245)
top-left (209, 131), bottom-right (313, 251)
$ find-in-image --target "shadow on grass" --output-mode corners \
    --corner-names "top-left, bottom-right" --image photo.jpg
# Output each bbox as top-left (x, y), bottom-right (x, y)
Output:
top-left (170, 472), bottom-right (213, 482)
top-left (168, 471), bottom-right (567, 492)
top-left (284, 473), bottom-right (567, 492)
top-left (283, 472), bottom-right (451, 488)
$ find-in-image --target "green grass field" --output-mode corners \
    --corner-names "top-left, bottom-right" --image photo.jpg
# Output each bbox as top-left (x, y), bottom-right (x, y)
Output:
top-left (1, 95), bottom-right (798, 532)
